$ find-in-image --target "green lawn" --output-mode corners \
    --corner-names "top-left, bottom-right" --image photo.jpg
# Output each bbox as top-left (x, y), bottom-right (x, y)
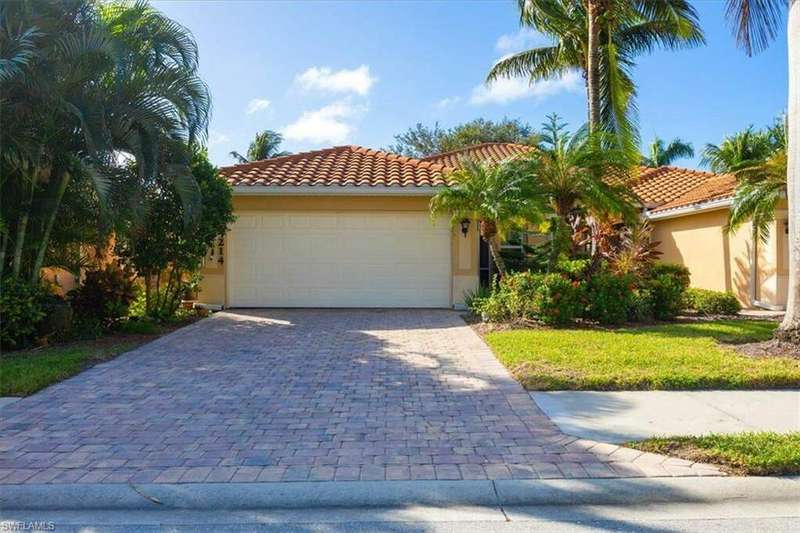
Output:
top-left (483, 320), bottom-right (800, 390)
top-left (630, 432), bottom-right (800, 476)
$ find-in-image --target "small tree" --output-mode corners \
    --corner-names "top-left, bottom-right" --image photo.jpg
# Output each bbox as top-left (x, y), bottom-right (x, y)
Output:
top-left (430, 159), bottom-right (545, 276)
top-left (513, 114), bottom-right (638, 268)
top-left (116, 148), bottom-right (235, 319)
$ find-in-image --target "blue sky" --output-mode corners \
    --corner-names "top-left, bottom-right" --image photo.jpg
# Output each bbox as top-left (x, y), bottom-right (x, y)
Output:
top-left (154, 1), bottom-right (788, 169)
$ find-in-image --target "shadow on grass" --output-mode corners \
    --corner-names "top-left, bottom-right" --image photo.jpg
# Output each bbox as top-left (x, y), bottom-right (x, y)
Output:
top-left (602, 320), bottom-right (777, 345)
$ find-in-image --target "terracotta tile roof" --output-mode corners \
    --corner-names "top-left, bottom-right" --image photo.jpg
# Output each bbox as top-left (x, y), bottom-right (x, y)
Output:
top-left (222, 145), bottom-right (451, 188)
top-left (628, 166), bottom-right (723, 208)
top-left (221, 142), bottom-right (734, 214)
top-left (425, 144), bottom-right (729, 211)
top-left (650, 173), bottom-right (736, 213)
top-left (420, 142), bottom-right (536, 168)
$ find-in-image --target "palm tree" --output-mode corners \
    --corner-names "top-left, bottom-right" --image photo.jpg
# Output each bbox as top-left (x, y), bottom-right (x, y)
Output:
top-left (642, 137), bottom-right (694, 167)
top-left (723, 0), bottom-right (799, 342)
top-left (0, 0), bottom-right (210, 282)
top-left (513, 114), bottom-right (639, 267)
top-left (701, 124), bottom-right (783, 242)
top-left (728, 148), bottom-right (787, 243)
top-left (230, 130), bottom-right (290, 163)
top-left (487, 0), bottom-right (704, 153)
top-left (430, 159), bottom-right (545, 276)
top-left (700, 127), bottom-right (774, 174)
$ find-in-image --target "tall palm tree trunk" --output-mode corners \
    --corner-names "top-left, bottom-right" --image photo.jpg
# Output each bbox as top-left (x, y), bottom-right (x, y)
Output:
top-left (586, 0), bottom-right (602, 132)
top-left (778, 0), bottom-right (800, 343)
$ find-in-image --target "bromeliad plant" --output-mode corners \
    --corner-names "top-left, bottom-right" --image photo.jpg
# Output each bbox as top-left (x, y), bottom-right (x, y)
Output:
top-left (430, 158), bottom-right (546, 276)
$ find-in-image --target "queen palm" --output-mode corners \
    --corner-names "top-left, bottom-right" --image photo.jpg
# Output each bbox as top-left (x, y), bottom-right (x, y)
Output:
top-left (430, 159), bottom-right (545, 276)
top-left (487, 0), bottom-right (703, 153)
top-left (230, 130), bottom-right (291, 163)
top-left (642, 137), bottom-right (694, 167)
top-left (513, 114), bottom-right (639, 267)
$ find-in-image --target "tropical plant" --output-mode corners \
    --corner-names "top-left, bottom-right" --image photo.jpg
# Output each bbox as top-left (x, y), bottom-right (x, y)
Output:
top-left (487, 0), bottom-right (704, 153)
top-left (721, 0), bottom-right (798, 343)
top-left (606, 220), bottom-right (663, 276)
top-left (67, 264), bottom-right (138, 329)
top-left (229, 130), bottom-right (291, 163)
top-left (389, 118), bottom-right (538, 158)
top-left (701, 126), bottom-right (775, 174)
top-left (0, 0), bottom-right (210, 285)
top-left (430, 159), bottom-right (545, 276)
top-left (115, 148), bottom-right (235, 319)
top-left (512, 114), bottom-right (639, 268)
top-left (642, 137), bottom-right (694, 167)
top-left (729, 145), bottom-right (787, 243)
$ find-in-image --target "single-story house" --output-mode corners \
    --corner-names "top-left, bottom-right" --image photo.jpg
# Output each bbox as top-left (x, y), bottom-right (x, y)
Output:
top-left (199, 142), bottom-right (789, 310)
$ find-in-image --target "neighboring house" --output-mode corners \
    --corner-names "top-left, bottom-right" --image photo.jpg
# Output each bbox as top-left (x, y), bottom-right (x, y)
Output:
top-left (195, 141), bottom-right (788, 310)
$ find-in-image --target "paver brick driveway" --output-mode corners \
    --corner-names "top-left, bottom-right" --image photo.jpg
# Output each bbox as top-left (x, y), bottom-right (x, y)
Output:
top-left (0, 310), bottom-right (721, 484)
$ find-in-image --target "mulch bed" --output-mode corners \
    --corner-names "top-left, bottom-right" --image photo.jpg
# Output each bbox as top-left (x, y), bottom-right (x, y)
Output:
top-left (734, 339), bottom-right (800, 360)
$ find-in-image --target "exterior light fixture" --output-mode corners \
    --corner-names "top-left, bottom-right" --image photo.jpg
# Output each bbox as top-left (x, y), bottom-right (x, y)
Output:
top-left (460, 218), bottom-right (471, 238)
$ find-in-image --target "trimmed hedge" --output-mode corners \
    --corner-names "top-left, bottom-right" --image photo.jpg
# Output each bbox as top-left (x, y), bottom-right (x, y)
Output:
top-left (685, 288), bottom-right (742, 315)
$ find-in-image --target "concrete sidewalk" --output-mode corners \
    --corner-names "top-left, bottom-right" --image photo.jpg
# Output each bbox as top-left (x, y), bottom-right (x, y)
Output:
top-left (532, 390), bottom-right (800, 443)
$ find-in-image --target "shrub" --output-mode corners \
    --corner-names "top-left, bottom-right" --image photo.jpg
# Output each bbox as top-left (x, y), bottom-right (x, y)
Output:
top-left (68, 264), bottom-right (138, 328)
top-left (464, 284), bottom-right (493, 313)
top-left (640, 263), bottom-right (690, 321)
top-left (628, 288), bottom-right (655, 323)
top-left (480, 271), bottom-right (585, 326)
top-left (685, 288), bottom-right (742, 315)
top-left (0, 278), bottom-right (48, 349)
top-left (555, 258), bottom-right (591, 280)
top-left (532, 273), bottom-right (585, 325)
top-left (585, 271), bottom-right (633, 325)
top-left (649, 263), bottom-right (691, 291)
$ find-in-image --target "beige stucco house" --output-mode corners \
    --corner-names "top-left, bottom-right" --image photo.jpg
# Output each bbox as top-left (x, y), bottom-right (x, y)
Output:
top-left (198, 142), bottom-right (790, 310)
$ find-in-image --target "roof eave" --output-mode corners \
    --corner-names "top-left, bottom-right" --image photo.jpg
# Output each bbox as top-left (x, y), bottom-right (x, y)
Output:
top-left (231, 185), bottom-right (443, 196)
top-left (644, 197), bottom-right (732, 221)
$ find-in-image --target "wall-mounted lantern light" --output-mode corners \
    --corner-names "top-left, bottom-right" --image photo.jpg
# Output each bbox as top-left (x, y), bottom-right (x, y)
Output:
top-left (460, 218), bottom-right (471, 238)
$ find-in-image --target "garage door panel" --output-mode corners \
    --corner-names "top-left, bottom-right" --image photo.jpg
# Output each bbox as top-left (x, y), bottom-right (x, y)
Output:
top-left (229, 211), bottom-right (451, 307)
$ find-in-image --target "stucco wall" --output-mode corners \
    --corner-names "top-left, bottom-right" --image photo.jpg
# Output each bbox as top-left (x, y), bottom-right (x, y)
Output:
top-left (198, 194), bottom-right (479, 308)
top-left (650, 206), bottom-right (787, 308)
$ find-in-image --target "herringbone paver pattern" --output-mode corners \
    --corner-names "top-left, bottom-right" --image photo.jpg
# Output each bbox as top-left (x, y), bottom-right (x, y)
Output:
top-left (0, 310), bottom-right (723, 483)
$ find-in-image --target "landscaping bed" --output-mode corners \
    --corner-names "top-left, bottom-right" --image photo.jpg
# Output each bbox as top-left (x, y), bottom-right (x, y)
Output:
top-left (479, 319), bottom-right (800, 390)
top-left (629, 432), bottom-right (800, 476)
top-left (0, 319), bottom-right (197, 397)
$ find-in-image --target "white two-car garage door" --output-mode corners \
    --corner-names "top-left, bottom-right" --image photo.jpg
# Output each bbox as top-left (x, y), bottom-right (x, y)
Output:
top-left (227, 211), bottom-right (452, 308)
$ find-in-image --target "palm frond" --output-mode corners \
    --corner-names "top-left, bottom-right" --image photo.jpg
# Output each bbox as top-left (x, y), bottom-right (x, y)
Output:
top-left (725, 0), bottom-right (785, 56)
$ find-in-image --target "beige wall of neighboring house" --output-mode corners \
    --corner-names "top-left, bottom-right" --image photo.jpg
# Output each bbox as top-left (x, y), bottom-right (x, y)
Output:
top-left (198, 194), bottom-right (480, 309)
top-left (649, 200), bottom-right (790, 309)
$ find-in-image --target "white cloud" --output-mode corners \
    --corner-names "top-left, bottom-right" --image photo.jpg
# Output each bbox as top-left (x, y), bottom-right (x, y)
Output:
top-left (470, 71), bottom-right (581, 105)
top-left (246, 98), bottom-right (271, 114)
top-left (296, 65), bottom-right (376, 96)
top-left (283, 100), bottom-right (366, 144)
top-left (208, 130), bottom-right (230, 146)
top-left (435, 96), bottom-right (461, 109)
top-left (495, 27), bottom-right (551, 54)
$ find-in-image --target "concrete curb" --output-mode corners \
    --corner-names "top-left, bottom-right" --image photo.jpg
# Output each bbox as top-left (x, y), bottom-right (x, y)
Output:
top-left (1, 477), bottom-right (797, 511)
